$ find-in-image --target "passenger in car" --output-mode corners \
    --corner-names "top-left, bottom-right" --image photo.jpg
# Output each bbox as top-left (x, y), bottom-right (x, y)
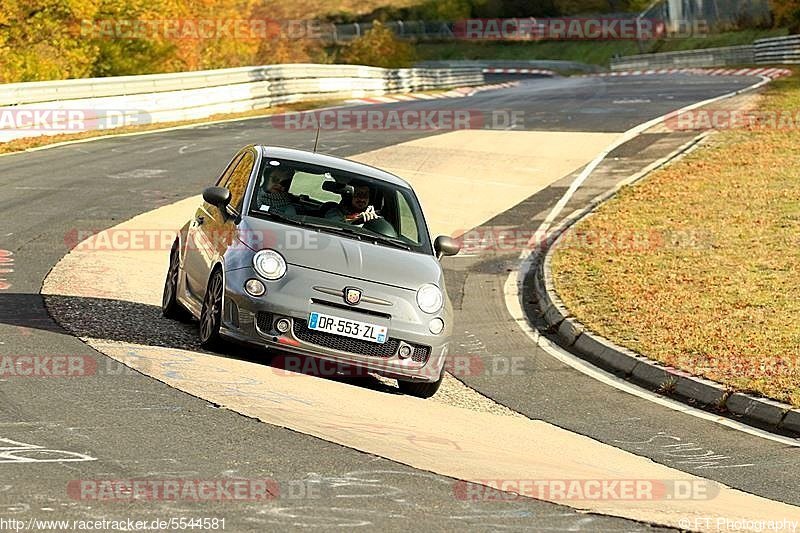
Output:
top-left (256, 166), bottom-right (296, 214)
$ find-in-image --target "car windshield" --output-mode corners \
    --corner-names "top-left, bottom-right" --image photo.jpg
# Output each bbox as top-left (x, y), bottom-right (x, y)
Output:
top-left (248, 157), bottom-right (432, 254)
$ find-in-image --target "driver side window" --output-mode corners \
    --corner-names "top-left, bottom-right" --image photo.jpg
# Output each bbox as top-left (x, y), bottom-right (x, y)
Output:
top-left (226, 151), bottom-right (255, 214)
top-left (215, 154), bottom-right (243, 187)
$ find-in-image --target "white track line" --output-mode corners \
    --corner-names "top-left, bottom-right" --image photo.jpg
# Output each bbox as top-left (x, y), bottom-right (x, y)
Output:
top-left (505, 74), bottom-right (800, 447)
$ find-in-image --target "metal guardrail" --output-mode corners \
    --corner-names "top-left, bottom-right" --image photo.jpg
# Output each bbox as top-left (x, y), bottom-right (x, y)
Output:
top-left (754, 35), bottom-right (800, 64)
top-left (0, 64), bottom-right (480, 106)
top-left (0, 64), bottom-right (483, 143)
top-left (415, 60), bottom-right (602, 73)
top-left (610, 45), bottom-right (754, 70)
top-left (611, 34), bottom-right (800, 70)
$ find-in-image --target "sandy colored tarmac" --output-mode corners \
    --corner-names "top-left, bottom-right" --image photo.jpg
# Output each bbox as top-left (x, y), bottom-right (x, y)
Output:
top-left (43, 130), bottom-right (800, 531)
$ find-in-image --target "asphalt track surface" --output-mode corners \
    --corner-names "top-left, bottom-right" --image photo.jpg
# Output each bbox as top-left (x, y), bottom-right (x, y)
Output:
top-left (1, 74), bottom-right (796, 531)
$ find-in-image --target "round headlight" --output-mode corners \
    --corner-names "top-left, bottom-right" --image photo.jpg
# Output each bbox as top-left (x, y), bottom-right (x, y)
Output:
top-left (244, 278), bottom-right (266, 297)
top-left (416, 283), bottom-right (443, 314)
top-left (429, 317), bottom-right (444, 335)
top-left (253, 249), bottom-right (287, 280)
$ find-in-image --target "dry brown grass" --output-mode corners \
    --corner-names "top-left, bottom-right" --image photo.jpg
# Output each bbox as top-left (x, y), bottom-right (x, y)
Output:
top-left (551, 71), bottom-right (800, 406)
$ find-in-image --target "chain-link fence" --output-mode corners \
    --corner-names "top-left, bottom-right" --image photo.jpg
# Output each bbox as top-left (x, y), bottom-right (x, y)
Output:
top-left (326, 4), bottom-right (772, 45)
top-left (638, 0), bottom-right (772, 34)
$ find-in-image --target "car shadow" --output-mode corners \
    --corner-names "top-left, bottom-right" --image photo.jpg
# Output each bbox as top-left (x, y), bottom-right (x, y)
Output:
top-left (0, 292), bottom-right (397, 395)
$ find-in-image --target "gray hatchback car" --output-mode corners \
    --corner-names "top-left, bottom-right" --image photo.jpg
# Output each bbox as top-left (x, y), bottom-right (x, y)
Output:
top-left (162, 145), bottom-right (461, 398)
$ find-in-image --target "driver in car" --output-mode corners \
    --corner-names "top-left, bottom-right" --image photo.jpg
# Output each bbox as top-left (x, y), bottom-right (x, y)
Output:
top-left (324, 181), bottom-right (379, 224)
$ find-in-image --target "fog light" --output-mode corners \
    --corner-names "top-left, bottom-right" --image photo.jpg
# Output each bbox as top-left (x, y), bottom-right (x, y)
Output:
top-left (429, 317), bottom-right (444, 335)
top-left (275, 318), bottom-right (291, 333)
top-left (245, 278), bottom-right (266, 297)
top-left (398, 345), bottom-right (412, 359)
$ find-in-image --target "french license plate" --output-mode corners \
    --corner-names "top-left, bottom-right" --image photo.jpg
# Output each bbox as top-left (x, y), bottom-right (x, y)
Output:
top-left (308, 312), bottom-right (387, 344)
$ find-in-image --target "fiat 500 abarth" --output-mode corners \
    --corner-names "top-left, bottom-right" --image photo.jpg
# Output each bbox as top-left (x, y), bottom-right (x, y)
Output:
top-left (162, 145), bottom-right (461, 398)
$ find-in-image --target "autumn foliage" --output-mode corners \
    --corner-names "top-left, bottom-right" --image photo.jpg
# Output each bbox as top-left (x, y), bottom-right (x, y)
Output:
top-left (1, 0), bottom-right (797, 84)
top-left (340, 20), bottom-right (415, 68)
top-left (0, 0), bottom-right (321, 83)
top-left (771, 0), bottom-right (800, 32)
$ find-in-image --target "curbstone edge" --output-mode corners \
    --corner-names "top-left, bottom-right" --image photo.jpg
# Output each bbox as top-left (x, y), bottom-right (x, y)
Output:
top-left (780, 409), bottom-right (800, 434)
top-left (726, 392), bottom-right (790, 428)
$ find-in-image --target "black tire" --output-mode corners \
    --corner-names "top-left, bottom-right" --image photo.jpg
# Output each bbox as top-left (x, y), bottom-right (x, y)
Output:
top-left (397, 374), bottom-right (443, 399)
top-left (162, 243), bottom-right (190, 320)
top-left (199, 268), bottom-right (224, 348)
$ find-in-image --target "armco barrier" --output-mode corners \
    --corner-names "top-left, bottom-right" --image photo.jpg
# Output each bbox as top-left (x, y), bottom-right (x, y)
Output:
top-left (754, 34), bottom-right (800, 64)
top-left (0, 64), bottom-right (483, 143)
top-left (610, 45), bottom-right (754, 70)
top-left (611, 33), bottom-right (800, 71)
top-left (415, 59), bottom-right (601, 73)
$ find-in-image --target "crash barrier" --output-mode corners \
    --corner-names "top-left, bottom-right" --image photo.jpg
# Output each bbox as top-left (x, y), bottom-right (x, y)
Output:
top-left (611, 34), bottom-right (800, 71)
top-left (753, 34), bottom-right (800, 64)
top-left (415, 60), bottom-right (601, 73)
top-left (610, 45), bottom-right (754, 70)
top-left (0, 64), bottom-right (483, 143)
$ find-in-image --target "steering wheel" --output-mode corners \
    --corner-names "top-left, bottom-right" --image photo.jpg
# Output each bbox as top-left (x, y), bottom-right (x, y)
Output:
top-left (361, 216), bottom-right (398, 238)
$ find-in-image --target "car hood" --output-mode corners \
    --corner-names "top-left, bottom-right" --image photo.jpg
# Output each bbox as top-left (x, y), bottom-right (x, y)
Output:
top-left (236, 217), bottom-right (441, 290)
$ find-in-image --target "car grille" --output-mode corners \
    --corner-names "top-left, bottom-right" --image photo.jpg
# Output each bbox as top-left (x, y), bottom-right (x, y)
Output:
top-left (293, 319), bottom-right (430, 363)
top-left (256, 312), bottom-right (274, 333)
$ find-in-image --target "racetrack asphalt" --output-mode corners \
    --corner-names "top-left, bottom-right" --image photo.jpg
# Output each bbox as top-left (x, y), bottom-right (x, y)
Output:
top-left (2, 73), bottom-right (795, 531)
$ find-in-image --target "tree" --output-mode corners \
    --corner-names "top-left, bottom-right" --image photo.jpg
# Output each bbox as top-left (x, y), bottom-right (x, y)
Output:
top-left (0, 0), bottom-right (99, 82)
top-left (771, 0), bottom-right (800, 33)
top-left (340, 20), bottom-right (414, 68)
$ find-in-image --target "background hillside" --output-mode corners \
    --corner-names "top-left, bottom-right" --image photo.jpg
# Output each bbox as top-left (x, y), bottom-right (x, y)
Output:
top-left (0, 0), bottom-right (795, 83)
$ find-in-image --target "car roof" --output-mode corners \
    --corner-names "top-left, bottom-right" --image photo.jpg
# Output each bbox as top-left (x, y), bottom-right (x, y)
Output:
top-left (258, 145), bottom-right (413, 189)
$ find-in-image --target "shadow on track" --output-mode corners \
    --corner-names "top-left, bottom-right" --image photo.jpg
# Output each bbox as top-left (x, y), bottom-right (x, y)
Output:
top-left (0, 292), bottom-right (398, 395)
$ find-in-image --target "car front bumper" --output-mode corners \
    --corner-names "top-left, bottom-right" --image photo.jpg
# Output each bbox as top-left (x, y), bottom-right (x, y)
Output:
top-left (219, 266), bottom-right (451, 383)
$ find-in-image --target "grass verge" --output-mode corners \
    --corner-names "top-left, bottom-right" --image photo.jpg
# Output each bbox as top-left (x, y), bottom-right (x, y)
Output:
top-left (550, 69), bottom-right (800, 407)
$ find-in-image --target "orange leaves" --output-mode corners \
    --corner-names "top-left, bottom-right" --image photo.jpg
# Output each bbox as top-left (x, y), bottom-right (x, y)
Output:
top-left (340, 20), bottom-right (414, 68)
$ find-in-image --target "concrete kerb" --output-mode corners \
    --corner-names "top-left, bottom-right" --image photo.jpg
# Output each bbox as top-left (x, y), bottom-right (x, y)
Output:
top-left (530, 130), bottom-right (799, 436)
top-left (782, 410), bottom-right (800, 434)
top-left (726, 393), bottom-right (791, 428)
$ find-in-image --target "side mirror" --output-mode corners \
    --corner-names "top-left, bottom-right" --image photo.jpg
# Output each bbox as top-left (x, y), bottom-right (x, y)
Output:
top-left (203, 186), bottom-right (231, 209)
top-left (434, 235), bottom-right (460, 259)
